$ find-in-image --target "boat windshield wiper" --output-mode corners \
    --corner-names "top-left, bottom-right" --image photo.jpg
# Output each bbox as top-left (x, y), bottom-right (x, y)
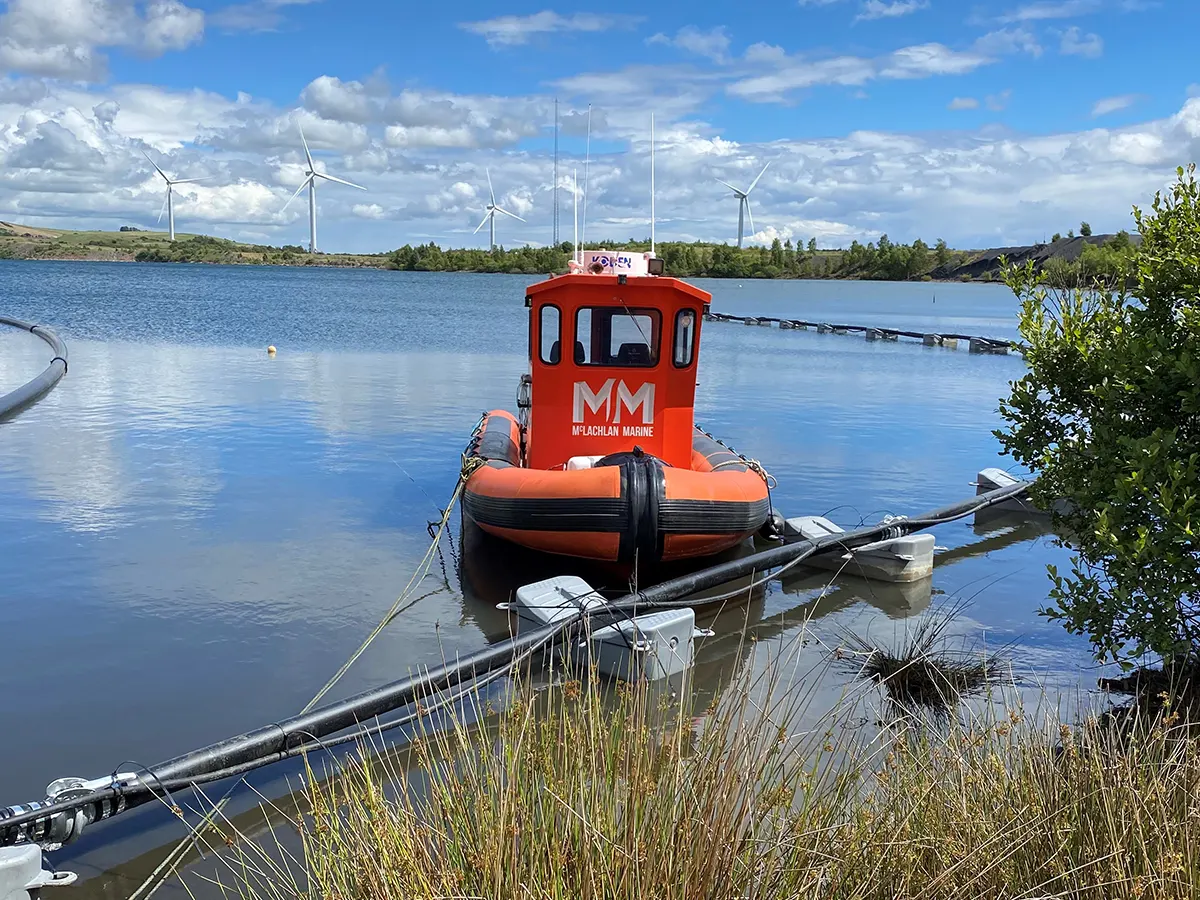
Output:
top-left (615, 295), bottom-right (653, 356)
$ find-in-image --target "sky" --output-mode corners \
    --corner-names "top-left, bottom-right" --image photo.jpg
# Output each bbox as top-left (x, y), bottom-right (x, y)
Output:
top-left (0, 0), bottom-right (1196, 253)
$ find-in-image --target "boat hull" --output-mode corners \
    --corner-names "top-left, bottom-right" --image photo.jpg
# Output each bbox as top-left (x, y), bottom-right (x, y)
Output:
top-left (463, 411), bottom-right (771, 564)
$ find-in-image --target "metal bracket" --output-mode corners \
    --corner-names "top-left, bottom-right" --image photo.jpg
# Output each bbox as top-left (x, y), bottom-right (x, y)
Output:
top-left (0, 846), bottom-right (76, 900)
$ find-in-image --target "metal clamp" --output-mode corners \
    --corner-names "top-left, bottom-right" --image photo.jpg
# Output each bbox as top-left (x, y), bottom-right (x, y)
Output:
top-left (27, 774), bottom-right (142, 850)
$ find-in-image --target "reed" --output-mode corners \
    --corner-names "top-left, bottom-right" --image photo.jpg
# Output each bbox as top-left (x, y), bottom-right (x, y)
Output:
top-left (219, 647), bottom-right (1200, 900)
top-left (836, 602), bottom-right (1010, 714)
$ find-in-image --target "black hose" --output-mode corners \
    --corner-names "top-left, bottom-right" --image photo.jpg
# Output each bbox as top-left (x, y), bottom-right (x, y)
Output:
top-left (0, 316), bottom-right (68, 422)
top-left (0, 477), bottom-right (1033, 847)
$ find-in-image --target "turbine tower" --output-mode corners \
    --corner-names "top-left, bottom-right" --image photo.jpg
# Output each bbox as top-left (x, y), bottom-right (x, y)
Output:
top-left (717, 162), bottom-right (770, 248)
top-left (143, 151), bottom-right (205, 242)
top-left (473, 168), bottom-right (525, 252)
top-left (281, 125), bottom-right (366, 254)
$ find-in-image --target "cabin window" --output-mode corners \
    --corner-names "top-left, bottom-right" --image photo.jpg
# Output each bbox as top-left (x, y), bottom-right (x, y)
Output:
top-left (673, 309), bottom-right (696, 368)
top-left (539, 305), bottom-right (561, 365)
top-left (575, 307), bottom-right (661, 367)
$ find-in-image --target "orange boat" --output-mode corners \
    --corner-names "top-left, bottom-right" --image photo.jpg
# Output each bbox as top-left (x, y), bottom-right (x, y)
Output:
top-left (463, 251), bottom-right (773, 565)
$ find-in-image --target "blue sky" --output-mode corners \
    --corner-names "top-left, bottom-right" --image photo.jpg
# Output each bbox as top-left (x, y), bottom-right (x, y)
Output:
top-left (0, 0), bottom-right (1196, 252)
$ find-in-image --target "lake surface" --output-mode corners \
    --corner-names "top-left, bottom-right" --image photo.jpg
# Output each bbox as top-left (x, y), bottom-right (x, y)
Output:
top-left (0, 261), bottom-right (1091, 895)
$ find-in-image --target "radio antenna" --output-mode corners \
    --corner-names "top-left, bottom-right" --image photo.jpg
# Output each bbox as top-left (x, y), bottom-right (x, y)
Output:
top-left (552, 97), bottom-right (559, 246)
top-left (650, 113), bottom-right (655, 256)
top-left (573, 167), bottom-right (579, 264)
top-left (582, 103), bottom-right (591, 257)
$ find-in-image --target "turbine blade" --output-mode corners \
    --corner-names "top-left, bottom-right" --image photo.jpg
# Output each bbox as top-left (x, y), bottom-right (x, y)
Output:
top-left (716, 179), bottom-right (743, 196)
top-left (281, 176), bottom-right (312, 214)
top-left (495, 206), bottom-right (524, 222)
top-left (473, 210), bottom-right (492, 234)
top-left (299, 124), bottom-right (315, 170)
top-left (142, 150), bottom-right (168, 181)
top-left (745, 198), bottom-right (755, 235)
top-left (157, 192), bottom-right (169, 224)
top-left (486, 167), bottom-right (495, 205)
top-left (313, 171), bottom-right (366, 190)
top-left (746, 161), bottom-right (771, 195)
top-left (170, 176), bottom-right (209, 185)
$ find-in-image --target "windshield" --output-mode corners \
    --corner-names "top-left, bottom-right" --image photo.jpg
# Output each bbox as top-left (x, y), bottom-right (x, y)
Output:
top-left (574, 307), bottom-right (661, 367)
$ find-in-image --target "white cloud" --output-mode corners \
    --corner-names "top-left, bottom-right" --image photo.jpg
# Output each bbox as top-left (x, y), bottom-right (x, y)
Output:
top-left (749, 220), bottom-right (878, 247)
top-left (1, 69), bottom-right (1198, 255)
top-left (648, 25), bottom-right (731, 64)
top-left (948, 96), bottom-right (979, 110)
top-left (880, 44), bottom-right (990, 78)
top-left (1060, 25), bottom-right (1103, 57)
top-left (0, 0), bottom-right (204, 80)
top-left (211, 0), bottom-right (321, 32)
top-left (458, 10), bottom-right (633, 48)
top-left (301, 74), bottom-right (379, 125)
top-left (141, 0), bottom-right (205, 54)
top-left (986, 89), bottom-right (1013, 111)
top-left (973, 27), bottom-right (1043, 57)
top-left (728, 42), bottom-right (991, 103)
top-left (384, 124), bottom-right (478, 149)
top-left (1092, 94), bottom-right (1137, 117)
top-left (294, 76), bottom-right (549, 149)
top-left (854, 0), bottom-right (929, 23)
top-left (996, 0), bottom-right (1102, 23)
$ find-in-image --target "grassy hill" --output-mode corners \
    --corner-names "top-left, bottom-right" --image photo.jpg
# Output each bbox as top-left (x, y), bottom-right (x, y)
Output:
top-left (0, 222), bottom-right (381, 267)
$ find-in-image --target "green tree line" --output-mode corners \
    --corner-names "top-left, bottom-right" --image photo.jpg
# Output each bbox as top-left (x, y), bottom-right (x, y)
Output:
top-left (383, 236), bottom-right (961, 281)
top-left (1040, 231), bottom-right (1138, 289)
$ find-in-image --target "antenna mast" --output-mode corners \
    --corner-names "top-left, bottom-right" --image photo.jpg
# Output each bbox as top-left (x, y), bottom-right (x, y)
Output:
top-left (650, 113), bottom-right (655, 256)
top-left (552, 98), bottom-right (559, 247)
top-left (582, 104), bottom-right (591, 257)
top-left (573, 167), bottom-right (579, 264)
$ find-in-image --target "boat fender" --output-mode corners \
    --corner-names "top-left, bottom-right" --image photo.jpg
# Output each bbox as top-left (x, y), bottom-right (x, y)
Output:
top-left (592, 448), bottom-right (667, 563)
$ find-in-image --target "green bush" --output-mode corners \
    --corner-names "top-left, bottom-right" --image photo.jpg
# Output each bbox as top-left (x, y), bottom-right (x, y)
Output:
top-left (999, 165), bottom-right (1200, 665)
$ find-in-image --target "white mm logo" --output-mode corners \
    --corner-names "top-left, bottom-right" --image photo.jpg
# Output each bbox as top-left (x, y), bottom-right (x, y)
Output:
top-left (572, 379), bottom-right (655, 424)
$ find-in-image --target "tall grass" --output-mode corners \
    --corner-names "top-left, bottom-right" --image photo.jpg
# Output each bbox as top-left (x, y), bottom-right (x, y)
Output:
top-left (221, 649), bottom-right (1200, 900)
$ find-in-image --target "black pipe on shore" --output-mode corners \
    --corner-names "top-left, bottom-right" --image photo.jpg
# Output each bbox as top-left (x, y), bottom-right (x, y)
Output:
top-left (0, 316), bottom-right (68, 421)
top-left (0, 477), bottom-right (1034, 848)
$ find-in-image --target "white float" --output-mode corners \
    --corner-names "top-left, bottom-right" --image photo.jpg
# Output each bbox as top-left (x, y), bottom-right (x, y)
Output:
top-left (782, 516), bottom-right (935, 583)
top-left (507, 576), bottom-right (698, 681)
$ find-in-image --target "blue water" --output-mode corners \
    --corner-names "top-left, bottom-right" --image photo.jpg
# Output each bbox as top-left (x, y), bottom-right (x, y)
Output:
top-left (0, 261), bottom-right (1087, 894)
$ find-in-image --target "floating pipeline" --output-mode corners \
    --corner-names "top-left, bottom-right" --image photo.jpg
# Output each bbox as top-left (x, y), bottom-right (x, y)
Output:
top-left (0, 476), bottom-right (1035, 852)
top-left (0, 316), bottom-right (68, 422)
top-left (703, 311), bottom-right (1024, 355)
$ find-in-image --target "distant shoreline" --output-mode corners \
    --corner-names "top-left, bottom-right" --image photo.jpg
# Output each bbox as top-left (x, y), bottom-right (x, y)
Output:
top-left (0, 254), bottom-right (1006, 284)
top-left (0, 222), bottom-right (1135, 285)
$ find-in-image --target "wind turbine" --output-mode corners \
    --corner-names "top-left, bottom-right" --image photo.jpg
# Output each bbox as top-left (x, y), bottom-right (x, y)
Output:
top-left (281, 125), bottom-right (366, 254)
top-left (717, 162), bottom-right (770, 248)
top-left (143, 151), bottom-right (206, 242)
top-left (473, 168), bottom-right (525, 251)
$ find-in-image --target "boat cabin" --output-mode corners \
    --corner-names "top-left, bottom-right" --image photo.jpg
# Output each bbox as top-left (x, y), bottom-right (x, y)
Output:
top-left (524, 252), bottom-right (711, 471)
